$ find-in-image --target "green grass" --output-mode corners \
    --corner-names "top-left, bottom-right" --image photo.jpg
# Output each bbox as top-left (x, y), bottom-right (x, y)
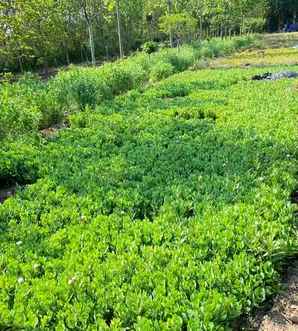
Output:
top-left (0, 62), bottom-right (297, 329)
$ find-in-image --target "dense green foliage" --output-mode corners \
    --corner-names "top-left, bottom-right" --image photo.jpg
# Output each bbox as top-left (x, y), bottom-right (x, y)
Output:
top-left (0, 0), bottom-right (285, 72)
top-left (0, 74), bottom-right (61, 138)
top-left (0, 35), bottom-right (255, 142)
top-left (0, 47), bottom-right (297, 329)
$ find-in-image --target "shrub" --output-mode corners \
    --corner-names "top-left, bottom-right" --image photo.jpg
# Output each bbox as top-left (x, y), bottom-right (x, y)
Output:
top-left (47, 35), bottom-right (256, 113)
top-left (142, 41), bottom-right (159, 55)
top-left (37, 89), bottom-right (64, 129)
top-left (0, 138), bottom-right (40, 185)
top-left (149, 61), bottom-right (175, 82)
top-left (101, 64), bottom-right (135, 95)
top-left (0, 83), bottom-right (41, 139)
top-left (49, 68), bottom-right (106, 111)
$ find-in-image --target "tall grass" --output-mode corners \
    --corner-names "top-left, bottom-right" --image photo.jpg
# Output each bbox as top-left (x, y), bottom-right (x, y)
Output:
top-left (0, 36), bottom-right (256, 139)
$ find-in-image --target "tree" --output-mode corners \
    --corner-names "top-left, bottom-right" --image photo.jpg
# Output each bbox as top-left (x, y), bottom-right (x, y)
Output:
top-left (0, 0), bottom-right (281, 72)
top-left (167, 0), bottom-right (174, 47)
top-left (159, 13), bottom-right (197, 46)
top-left (0, 0), bottom-right (67, 72)
top-left (267, 0), bottom-right (298, 31)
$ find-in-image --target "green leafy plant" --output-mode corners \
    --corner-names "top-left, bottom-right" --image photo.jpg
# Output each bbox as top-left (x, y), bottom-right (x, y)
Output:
top-left (149, 61), bottom-right (174, 82)
top-left (142, 41), bottom-right (159, 55)
top-left (0, 60), bottom-right (297, 330)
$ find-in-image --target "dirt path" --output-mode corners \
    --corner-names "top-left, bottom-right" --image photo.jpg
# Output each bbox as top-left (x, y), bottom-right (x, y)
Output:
top-left (257, 263), bottom-right (298, 331)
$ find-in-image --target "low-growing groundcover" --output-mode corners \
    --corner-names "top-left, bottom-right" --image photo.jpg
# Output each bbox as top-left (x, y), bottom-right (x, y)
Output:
top-left (0, 64), bottom-right (298, 330)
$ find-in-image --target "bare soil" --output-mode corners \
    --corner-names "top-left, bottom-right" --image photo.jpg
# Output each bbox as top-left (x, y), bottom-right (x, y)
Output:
top-left (257, 262), bottom-right (298, 331)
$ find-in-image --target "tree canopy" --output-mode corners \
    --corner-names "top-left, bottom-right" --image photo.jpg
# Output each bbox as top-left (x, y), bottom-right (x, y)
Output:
top-left (0, 0), bottom-right (295, 72)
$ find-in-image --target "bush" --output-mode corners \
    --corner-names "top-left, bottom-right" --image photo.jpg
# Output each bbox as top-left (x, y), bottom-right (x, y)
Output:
top-left (0, 83), bottom-right (41, 139)
top-left (101, 64), bottom-right (135, 95)
top-left (142, 41), bottom-right (159, 55)
top-left (49, 68), bottom-right (106, 111)
top-left (149, 61), bottom-right (175, 82)
top-left (0, 75), bottom-right (63, 139)
top-left (49, 63), bottom-right (140, 111)
top-left (37, 90), bottom-right (64, 129)
top-left (154, 45), bottom-right (199, 72)
top-left (0, 138), bottom-right (40, 185)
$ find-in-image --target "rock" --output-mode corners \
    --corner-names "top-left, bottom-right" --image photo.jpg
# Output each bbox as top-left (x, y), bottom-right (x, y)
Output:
top-left (270, 71), bottom-right (298, 81)
top-left (252, 71), bottom-right (298, 81)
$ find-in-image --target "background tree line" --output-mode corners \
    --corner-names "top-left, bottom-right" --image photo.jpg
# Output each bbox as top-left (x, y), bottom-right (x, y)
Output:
top-left (0, 0), bottom-right (297, 72)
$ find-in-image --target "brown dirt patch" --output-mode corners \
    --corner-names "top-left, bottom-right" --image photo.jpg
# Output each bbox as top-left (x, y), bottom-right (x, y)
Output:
top-left (258, 262), bottom-right (298, 331)
top-left (40, 119), bottom-right (69, 138)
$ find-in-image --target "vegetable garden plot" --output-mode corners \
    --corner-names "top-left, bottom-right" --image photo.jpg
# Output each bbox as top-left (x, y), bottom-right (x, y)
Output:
top-left (0, 66), bottom-right (297, 330)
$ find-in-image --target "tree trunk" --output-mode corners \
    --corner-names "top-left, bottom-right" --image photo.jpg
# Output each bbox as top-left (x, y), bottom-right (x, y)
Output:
top-left (116, 0), bottom-right (124, 58)
top-left (82, 2), bottom-right (96, 65)
top-left (167, 0), bottom-right (174, 47)
top-left (80, 46), bottom-right (84, 63)
top-left (88, 23), bottom-right (96, 65)
top-left (199, 16), bottom-right (203, 39)
top-left (105, 45), bottom-right (109, 59)
top-left (18, 56), bottom-right (23, 73)
top-left (65, 43), bottom-right (70, 65)
top-left (241, 15), bottom-right (245, 35)
top-left (44, 60), bottom-right (49, 78)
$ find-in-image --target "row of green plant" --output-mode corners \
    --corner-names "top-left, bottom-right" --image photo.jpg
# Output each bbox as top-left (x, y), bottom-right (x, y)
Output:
top-left (0, 75), bottom-right (61, 139)
top-left (0, 36), bottom-right (256, 141)
top-left (49, 36), bottom-right (258, 111)
top-left (0, 63), bottom-right (297, 329)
